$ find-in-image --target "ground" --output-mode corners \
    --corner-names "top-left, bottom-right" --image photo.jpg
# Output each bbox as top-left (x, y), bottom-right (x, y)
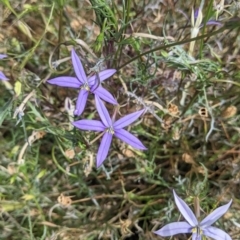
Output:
top-left (0, 0), bottom-right (240, 239)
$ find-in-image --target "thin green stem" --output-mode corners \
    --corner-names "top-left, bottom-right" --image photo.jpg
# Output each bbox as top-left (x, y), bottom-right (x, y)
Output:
top-left (57, 7), bottom-right (64, 59)
top-left (199, 0), bottom-right (214, 59)
top-left (118, 26), bottom-right (227, 70)
top-left (51, 145), bottom-right (77, 178)
top-left (19, 3), bottom-right (55, 70)
top-left (114, 0), bottom-right (131, 68)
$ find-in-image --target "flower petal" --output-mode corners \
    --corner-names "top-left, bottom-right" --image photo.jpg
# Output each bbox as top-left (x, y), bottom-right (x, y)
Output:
top-left (194, 8), bottom-right (199, 19)
top-left (88, 69), bottom-right (116, 85)
top-left (203, 226), bottom-right (232, 240)
top-left (0, 71), bottom-right (8, 81)
top-left (89, 74), bottom-right (100, 92)
top-left (74, 89), bottom-right (89, 116)
top-left (47, 76), bottom-right (81, 88)
top-left (114, 129), bottom-right (147, 150)
top-left (206, 20), bottom-right (223, 26)
top-left (200, 199), bottom-right (232, 228)
top-left (154, 221), bottom-right (192, 236)
top-left (72, 120), bottom-right (105, 131)
top-left (95, 95), bottom-right (112, 127)
top-left (173, 190), bottom-right (198, 227)
top-left (0, 54), bottom-right (7, 59)
top-left (199, 20), bottom-right (223, 29)
top-left (96, 132), bottom-right (113, 168)
top-left (94, 86), bottom-right (117, 105)
top-left (192, 232), bottom-right (200, 240)
top-left (71, 49), bottom-right (87, 84)
top-left (114, 109), bottom-right (144, 129)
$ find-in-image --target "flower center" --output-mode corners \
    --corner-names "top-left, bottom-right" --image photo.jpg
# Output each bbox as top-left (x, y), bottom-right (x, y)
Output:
top-left (107, 127), bottom-right (115, 135)
top-left (192, 226), bottom-right (202, 237)
top-left (81, 82), bottom-right (90, 91)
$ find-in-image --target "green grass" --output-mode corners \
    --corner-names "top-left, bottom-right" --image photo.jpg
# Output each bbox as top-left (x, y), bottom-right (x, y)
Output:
top-left (0, 0), bottom-right (240, 239)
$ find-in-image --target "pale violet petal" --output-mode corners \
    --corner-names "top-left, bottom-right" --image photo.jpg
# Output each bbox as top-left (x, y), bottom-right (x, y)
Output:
top-left (95, 95), bottom-right (112, 127)
top-left (206, 20), bottom-right (223, 26)
top-left (0, 54), bottom-right (7, 59)
top-left (199, 21), bottom-right (223, 29)
top-left (192, 232), bottom-right (201, 240)
top-left (88, 73), bottom-right (97, 86)
top-left (173, 190), bottom-right (198, 227)
top-left (89, 74), bottom-right (100, 92)
top-left (47, 76), bottom-right (81, 88)
top-left (114, 109), bottom-right (144, 129)
top-left (88, 69), bottom-right (116, 85)
top-left (114, 129), bottom-right (147, 150)
top-left (74, 89), bottom-right (89, 116)
top-left (0, 71), bottom-right (8, 80)
top-left (203, 226), bottom-right (232, 240)
top-left (194, 8), bottom-right (199, 19)
top-left (154, 221), bottom-right (192, 236)
top-left (72, 120), bottom-right (105, 132)
top-left (200, 200), bottom-right (232, 228)
top-left (96, 132), bottom-right (113, 168)
top-left (71, 49), bottom-right (87, 84)
top-left (98, 69), bottom-right (116, 82)
top-left (94, 86), bottom-right (117, 105)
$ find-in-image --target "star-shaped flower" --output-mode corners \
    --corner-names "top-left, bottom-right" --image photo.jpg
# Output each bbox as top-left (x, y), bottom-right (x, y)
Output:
top-left (154, 190), bottom-right (232, 240)
top-left (0, 54), bottom-right (8, 81)
top-left (72, 95), bottom-right (147, 167)
top-left (47, 49), bottom-right (117, 116)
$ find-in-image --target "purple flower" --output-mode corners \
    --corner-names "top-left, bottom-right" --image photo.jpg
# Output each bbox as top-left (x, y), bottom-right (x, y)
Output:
top-left (154, 190), bottom-right (232, 240)
top-left (194, 8), bottom-right (223, 28)
top-left (47, 49), bottom-right (117, 116)
top-left (0, 54), bottom-right (8, 81)
top-left (72, 96), bottom-right (147, 167)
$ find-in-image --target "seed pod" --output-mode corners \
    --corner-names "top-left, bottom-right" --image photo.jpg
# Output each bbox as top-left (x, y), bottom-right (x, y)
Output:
top-left (198, 107), bottom-right (208, 118)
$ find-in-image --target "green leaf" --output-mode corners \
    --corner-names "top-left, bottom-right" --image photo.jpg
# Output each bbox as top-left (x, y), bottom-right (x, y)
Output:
top-left (0, 98), bottom-right (13, 126)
